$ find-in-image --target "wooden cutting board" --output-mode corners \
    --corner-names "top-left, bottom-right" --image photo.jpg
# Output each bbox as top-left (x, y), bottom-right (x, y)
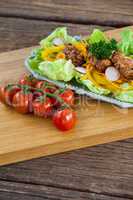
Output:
top-left (0, 27), bottom-right (133, 166)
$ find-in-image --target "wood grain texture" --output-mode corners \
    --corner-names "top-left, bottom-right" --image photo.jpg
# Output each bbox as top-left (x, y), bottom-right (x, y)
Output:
top-left (0, 27), bottom-right (133, 166)
top-left (0, 7), bottom-right (133, 199)
top-left (0, 180), bottom-right (132, 200)
top-left (0, 0), bottom-right (133, 26)
top-left (0, 140), bottom-right (133, 199)
top-left (0, 17), bottom-right (112, 53)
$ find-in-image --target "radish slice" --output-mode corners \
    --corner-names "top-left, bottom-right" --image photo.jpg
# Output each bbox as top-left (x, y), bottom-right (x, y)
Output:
top-left (75, 67), bottom-right (86, 74)
top-left (53, 38), bottom-right (64, 46)
top-left (105, 66), bottom-right (120, 82)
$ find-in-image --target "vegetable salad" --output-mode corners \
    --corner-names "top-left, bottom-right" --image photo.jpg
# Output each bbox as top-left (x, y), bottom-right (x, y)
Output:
top-left (27, 27), bottom-right (133, 104)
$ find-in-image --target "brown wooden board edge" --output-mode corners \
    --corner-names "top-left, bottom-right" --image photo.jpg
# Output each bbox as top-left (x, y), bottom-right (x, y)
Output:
top-left (1, 127), bottom-right (133, 166)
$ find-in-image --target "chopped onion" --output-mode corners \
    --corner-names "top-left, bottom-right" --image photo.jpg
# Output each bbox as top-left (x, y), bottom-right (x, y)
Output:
top-left (105, 66), bottom-right (120, 82)
top-left (74, 35), bottom-right (81, 41)
top-left (75, 67), bottom-right (86, 74)
top-left (53, 38), bottom-right (64, 46)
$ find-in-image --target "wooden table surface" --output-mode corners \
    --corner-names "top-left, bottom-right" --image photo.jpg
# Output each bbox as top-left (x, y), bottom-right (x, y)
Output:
top-left (0, 1), bottom-right (133, 199)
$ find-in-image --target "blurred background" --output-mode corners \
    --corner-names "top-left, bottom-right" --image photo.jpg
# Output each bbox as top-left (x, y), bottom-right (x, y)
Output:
top-left (0, 0), bottom-right (132, 52)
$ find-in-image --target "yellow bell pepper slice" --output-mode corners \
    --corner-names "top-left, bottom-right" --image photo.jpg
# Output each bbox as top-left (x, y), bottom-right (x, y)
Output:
top-left (41, 45), bottom-right (65, 61)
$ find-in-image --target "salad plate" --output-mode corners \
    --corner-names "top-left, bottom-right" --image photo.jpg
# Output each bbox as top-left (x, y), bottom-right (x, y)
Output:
top-left (25, 27), bottom-right (133, 108)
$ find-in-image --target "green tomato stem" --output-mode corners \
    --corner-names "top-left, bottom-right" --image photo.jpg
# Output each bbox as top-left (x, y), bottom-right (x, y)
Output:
top-left (17, 84), bottom-right (70, 108)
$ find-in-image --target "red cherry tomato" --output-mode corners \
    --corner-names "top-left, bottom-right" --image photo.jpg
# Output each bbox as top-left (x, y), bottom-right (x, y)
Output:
top-left (0, 86), bottom-right (6, 104)
top-left (4, 85), bottom-right (21, 106)
top-left (32, 91), bottom-right (43, 100)
top-left (44, 88), bottom-right (55, 93)
top-left (52, 108), bottom-right (76, 131)
top-left (19, 74), bottom-right (37, 87)
top-left (32, 97), bottom-right (53, 117)
top-left (12, 91), bottom-right (33, 114)
top-left (58, 89), bottom-right (74, 106)
top-left (36, 81), bottom-right (57, 93)
top-left (35, 81), bottom-right (44, 89)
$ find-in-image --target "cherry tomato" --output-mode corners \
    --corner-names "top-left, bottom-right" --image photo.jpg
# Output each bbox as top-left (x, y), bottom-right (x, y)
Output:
top-left (44, 87), bottom-right (56, 93)
top-left (19, 74), bottom-right (37, 87)
top-left (35, 80), bottom-right (51, 89)
top-left (32, 91), bottom-right (43, 100)
top-left (35, 81), bottom-right (44, 89)
top-left (0, 86), bottom-right (6, 104)
top-left (52, 108), bottom-right (76, 131)
top-left (4, 85), bottom-right (21, 106)
top-left (12, 91), bottom-right (33, 114)
top-left (36, 81), bottom-right (57, 93)
top-left (58, 89), bottom-right (74, 106)
top-left (32, 97), bottom-right (53, 117)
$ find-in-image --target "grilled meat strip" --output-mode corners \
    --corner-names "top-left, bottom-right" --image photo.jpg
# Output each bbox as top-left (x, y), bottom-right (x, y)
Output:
top-left (111, 52), bottom-right (133, 80)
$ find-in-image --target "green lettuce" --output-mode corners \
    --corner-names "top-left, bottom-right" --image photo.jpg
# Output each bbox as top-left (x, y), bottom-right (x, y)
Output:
top-left (86, 29), bottom-right (107, 44)
top-left (40, 27), bottom-right (76, 48)
top-left (28, 48), bottom-right (43, 71)
top-left (118, 28), bottom-right (133, 56)
top-left (39, 59), bottom-right (75, 82)
top-left (71, 72), bottom-right (111, 95)
top-left (115, 91), bottom-right (133, 103)
top-left (86, 29), bottom-right (117, 59)
top-left (114, 83), bottom-right (133, 103)
top-left (81, 80), bottom-right (111, 95)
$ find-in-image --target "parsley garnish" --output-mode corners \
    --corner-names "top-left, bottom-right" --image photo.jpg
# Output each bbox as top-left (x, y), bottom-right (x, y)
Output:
top-left (89, 39), bottom-right (117, 59)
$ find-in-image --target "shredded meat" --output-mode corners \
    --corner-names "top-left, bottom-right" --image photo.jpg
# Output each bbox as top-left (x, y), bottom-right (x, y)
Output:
top-left (89, 56), bottom-right (112, 72)
top-left (64, 44), bottom-right (85, 66)
top-left (111, 52), bottom-right (133, 80)
top-left (95, 59), bottom-right (112, 72)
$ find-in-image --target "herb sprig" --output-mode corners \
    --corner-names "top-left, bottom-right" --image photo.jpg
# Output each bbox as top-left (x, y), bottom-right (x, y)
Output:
top-left (89, 39), bottom-right (117, 59)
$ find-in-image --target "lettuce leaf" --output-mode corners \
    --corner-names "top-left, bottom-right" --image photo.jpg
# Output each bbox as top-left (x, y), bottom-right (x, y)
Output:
top-left (81, 80), bottom-right (111, 95)
top-left (86, 29), bottom-right (107, 44)
top-left (28, 48), bottom-right (43, 71)
top-left (115, 91), bottom-right (133, 103)
top-left (114, 83), bottom-right (133, 103)
top-left (118, 28), bottom-right (133, 56)
top-left (40, 27), bottom-right (76, 48)
top-left (71, 70), bottom-right (111, 95)
top-left (39, 59), bottom-right (75, 82)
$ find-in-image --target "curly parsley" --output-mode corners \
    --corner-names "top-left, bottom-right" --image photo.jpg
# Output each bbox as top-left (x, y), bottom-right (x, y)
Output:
top-left (89, 39), bottom-right (118, 59)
